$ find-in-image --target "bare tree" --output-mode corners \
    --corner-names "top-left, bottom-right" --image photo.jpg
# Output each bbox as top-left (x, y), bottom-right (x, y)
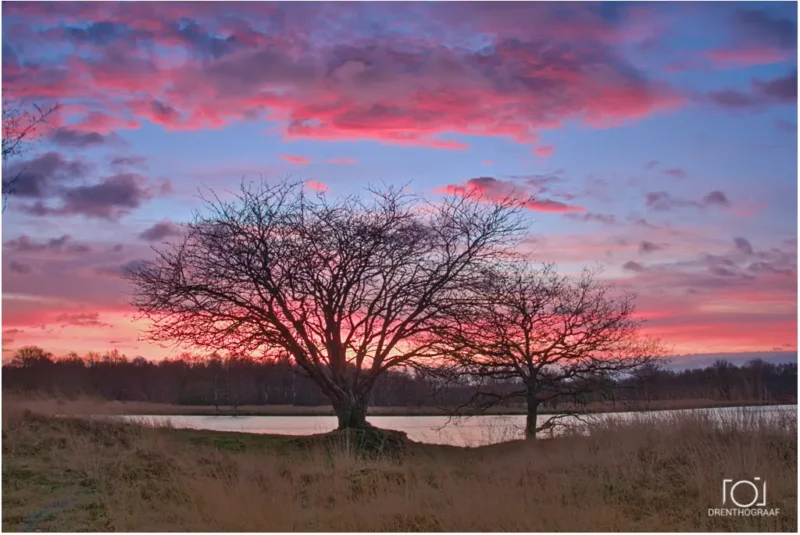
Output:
top-left (2, 98), bottom-right (60, 211)
top-left (436, 261), bottom-right (665, 439)
top-left (128, 179), bottom-right (526, 429)
top-left (9, 346), bottom-right (54, 368)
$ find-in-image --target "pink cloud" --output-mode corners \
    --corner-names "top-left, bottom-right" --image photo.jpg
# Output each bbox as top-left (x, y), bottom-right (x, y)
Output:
top-left (705, 46), bottom-right (788, 68)
top-left (2, 3), bottom-right (684, 147)
top-left (610, 241), bottom-right (798, 353)
top-left (71, 111), bottom-right (141, 134)
top-left (482, 160), bottom-right (494, 166)
top-left (305, 180), bottom-right (328, 191)
top-left (279, 154), bottom-right (311, 165)
top-left (533, 145), bottom-right (556, 157)
top-left (326, 157), bottom-right (358, 165)
top-left (435, 177), bottom-right (584, 213)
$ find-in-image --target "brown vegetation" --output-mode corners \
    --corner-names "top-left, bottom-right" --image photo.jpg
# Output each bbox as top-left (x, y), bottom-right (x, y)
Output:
top-left (3, 399), bottom-right (796, 531)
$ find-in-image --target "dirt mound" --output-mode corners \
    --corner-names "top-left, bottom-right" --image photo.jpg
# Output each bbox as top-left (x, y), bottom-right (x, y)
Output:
top-left (288, 425), bottom-right (410, 459)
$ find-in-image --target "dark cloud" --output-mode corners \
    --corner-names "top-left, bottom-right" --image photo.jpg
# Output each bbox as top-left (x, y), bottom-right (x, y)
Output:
top-left (150, 99), bottom-right (181, 124)
top-left (563, 212), bottom-right (616, 225)
top-left (733, 9), bottom-right (797, 50)
top-left (645, 190), bottom-right (729, 211)
top-left (54, 312), bottom-right (112, 328)
top-left (60, 17), bottom-right (247, 59)
top-left (646, 192), bottom-right (677, 211)
top-left (702, 190), bottom-right (729, 207)
top-left (663, 168), bottom-right (687, 178)
top-left (753, 70), bottom-right (798, 102)
top-left (138, 220), bottom-right (182, 241)
top-left (645, 160), bottom-right (658, 170)
top-left (167, 19), bottom-right (241, 59)
top-left (747, 261), bottom-right (794, 277)
top-left (709, 265), bottom-right (737, 277)
top-left (2, 152), bottom-right (89, 198)
top-left (61, 174), bottom-right (154, 218)
top-left (691, 253), bottom-right (756, 281)
top-left (706, 90), bottom-right (757, 109)
top-left (733, 237), bottom-right (754, 255)
top-left (2, 328), bottom-right (23, 347)
top-left (623, 260), bottom-right (647, 273)
top-left (95, 259), bottom-right (147, 278)
top-left (49, 128), bottom-right (118, 148)
top-left (706, 70), bottom-right (797, 110)
top-left (110, 155), bottom-right (148, 169)
top-left (4, 234), bottom-right (91, 254)
top-left (8, 261), bottom-right (32, 275)
top-left (629, 216), bottom-right (661, 230)
top-left (639, 241), bottom-right (663, 254)
top-left (24, 173), bottom-right (172, 220)
top-left (3, 42), bottom-right (20, 68)
top-left (513, 173), bottom-right (564, 193)
top-left (63, 21), bottom-right (136, 46)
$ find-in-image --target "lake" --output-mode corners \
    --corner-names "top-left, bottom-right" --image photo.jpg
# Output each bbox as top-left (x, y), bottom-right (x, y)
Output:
top-left (117, 404), bottom-right (797, 447)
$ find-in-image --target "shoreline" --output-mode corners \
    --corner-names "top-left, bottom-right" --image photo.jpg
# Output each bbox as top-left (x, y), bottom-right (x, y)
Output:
top-left (8, 395), bottom-right (793, 418)
top-left (128, 401), bottom-right (797, 418)
top-left (130, 399), bottom-right (796, 418)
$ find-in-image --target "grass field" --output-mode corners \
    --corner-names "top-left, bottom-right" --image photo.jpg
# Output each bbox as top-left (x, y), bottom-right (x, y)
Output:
top-left (1, 393), bottom-right (789, 418)
top-left (2, 398), bottom-right (796, 531)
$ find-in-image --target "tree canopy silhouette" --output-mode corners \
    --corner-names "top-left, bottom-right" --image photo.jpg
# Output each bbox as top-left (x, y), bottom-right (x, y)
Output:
top-left (435, 261), bottom-right (665, 439)
top-left (128, 179), bottom-right (526, 428)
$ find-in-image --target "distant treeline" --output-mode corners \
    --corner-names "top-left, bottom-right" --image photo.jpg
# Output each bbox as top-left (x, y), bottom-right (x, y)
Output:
top-left (2, 347), bottom-right (797, 408)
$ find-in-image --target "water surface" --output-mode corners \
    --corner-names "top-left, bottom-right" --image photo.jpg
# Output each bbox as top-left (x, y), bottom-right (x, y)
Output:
top-left (119, 404), bottom-right (796, 447)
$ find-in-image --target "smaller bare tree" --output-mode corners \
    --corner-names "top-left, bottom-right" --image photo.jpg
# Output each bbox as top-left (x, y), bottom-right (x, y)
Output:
top-left (437, 261), bottom-right (664, 439)
top-left (2, 98), bottom-right (60, 211)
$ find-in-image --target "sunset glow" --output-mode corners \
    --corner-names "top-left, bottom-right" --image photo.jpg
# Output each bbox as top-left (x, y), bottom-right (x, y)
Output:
top-left (1, 1), bottom-right (796, 362)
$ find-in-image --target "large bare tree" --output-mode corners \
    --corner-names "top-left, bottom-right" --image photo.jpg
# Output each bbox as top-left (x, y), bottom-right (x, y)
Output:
top-left (2, 98), bottom-right (60, 211)
top-left (128, 179), bottom-right (526, 429)
top-left (436, 261), bottom-right (664, 439)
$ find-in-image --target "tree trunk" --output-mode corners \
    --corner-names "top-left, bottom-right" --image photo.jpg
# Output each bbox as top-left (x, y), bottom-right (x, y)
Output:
top-left (332, 394), bottom-right (370, 430)
top-left (525, 393), bottom-right (539, 440)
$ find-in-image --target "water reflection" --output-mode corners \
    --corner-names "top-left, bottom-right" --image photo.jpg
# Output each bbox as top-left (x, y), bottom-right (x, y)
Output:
top-left (118, 404), bottom-right (796, 447)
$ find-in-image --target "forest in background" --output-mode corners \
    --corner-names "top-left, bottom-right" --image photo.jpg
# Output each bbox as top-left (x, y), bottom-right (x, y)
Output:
top-left (2, 346), bottom-right (796, 409)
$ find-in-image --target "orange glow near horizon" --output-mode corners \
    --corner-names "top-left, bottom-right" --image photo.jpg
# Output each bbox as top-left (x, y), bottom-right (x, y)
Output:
top-left (2, 292), bottom-right (796, 361)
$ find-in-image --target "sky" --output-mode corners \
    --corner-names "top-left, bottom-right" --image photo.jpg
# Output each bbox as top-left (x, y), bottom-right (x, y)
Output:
top-left (0, 1), bottom-right (797, 364)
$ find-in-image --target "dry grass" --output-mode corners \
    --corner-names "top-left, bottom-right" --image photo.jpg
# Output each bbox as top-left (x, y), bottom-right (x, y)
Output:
top-left (2, 392), bottom-right (787, 417)
top-left (2, 400), bottom-right (796, 531)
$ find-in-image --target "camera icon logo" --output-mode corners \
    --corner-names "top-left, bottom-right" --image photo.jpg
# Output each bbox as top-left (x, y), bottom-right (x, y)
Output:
top-left (722, 477), bottom-right (767, 508)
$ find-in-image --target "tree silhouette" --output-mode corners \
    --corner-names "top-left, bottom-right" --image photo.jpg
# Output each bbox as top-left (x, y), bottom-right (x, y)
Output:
top-left (436, 261), bottom-right (665, 439)
top-left (128, 179), bottom-right (526, 429)
top-left (2, 98), bottom-right (60, 211)
top-left (3, 346), bottom-right (796, 409)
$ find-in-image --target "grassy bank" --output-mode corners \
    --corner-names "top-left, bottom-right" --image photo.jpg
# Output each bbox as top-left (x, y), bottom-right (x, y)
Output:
top-left (2, 400), bottom-right (796, 531)
top-left (2, 393), bottom-right (792, 418)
